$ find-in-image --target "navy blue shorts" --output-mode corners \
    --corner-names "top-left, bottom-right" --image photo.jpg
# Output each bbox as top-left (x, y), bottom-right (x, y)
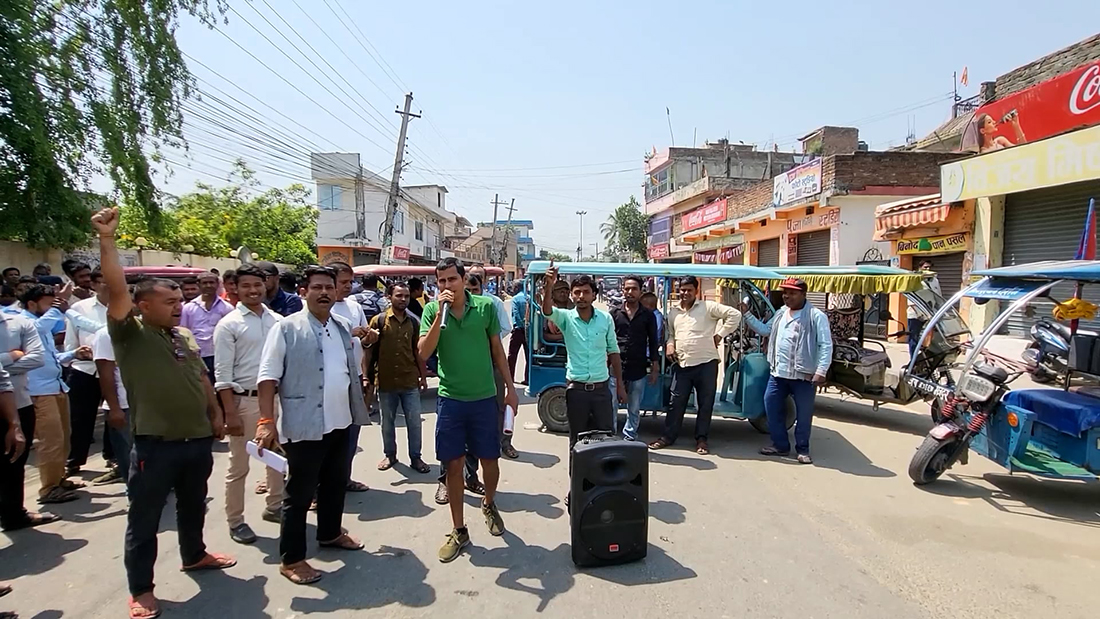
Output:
top-left (436, 396), bottom-right (500, 462)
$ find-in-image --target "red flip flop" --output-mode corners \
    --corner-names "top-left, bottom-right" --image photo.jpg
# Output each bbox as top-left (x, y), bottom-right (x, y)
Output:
top-left (180, 552), bottom-right (237, 572)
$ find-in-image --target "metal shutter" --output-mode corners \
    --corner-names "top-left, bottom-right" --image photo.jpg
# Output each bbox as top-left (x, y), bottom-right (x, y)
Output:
top-left (796, 230), bottom-right (831, 309)
top-left (758, 238), bottom-right (780, 267)
top-left (929, 251), bottom-right (965, 300)
top-left (1003, 181), bottom-right (1100, 335)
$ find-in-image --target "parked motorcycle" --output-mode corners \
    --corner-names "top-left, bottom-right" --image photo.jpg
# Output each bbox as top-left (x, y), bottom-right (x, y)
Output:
top-left (907, 362), bottom-right (1015, 484)
top-left (1020, 317), bottom-right (1073, 384)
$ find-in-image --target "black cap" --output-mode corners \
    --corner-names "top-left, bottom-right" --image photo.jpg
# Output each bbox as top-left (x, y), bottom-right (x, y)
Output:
top-left (255, 261), bottom-right (279, 276)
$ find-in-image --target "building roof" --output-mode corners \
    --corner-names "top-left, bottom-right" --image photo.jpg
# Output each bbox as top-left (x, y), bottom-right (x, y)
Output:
top-left (907, 111), bottom-right (974, 150)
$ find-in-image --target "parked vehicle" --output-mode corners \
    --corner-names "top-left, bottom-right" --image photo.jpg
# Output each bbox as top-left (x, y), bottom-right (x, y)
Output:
top-left (523, 261), bottom-right (788, 434)
top-left (906, 260), bottom-right (1100, 485)
top-left (1021, 317), bottom-right (1073, 383)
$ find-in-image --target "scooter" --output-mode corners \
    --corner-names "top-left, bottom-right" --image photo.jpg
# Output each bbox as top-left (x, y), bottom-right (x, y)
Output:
top-left (1020, 317), bottom-right (1073, 384)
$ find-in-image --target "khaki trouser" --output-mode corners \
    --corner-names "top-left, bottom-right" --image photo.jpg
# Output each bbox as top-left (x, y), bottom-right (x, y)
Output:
top-left (225, 395), bottom-right (285, 527)
top-left (32, 394), bottom-right (71, 496)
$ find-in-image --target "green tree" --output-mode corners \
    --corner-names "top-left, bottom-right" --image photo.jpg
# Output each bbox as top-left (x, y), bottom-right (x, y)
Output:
top-left (600, 196), bottom-right (648, 259)
top-left (540, 250), bottom-right (572, 263)
top-left (0, 0), bottom-right (225, 248)
top-left (117, 162), bottom-right (318, 265)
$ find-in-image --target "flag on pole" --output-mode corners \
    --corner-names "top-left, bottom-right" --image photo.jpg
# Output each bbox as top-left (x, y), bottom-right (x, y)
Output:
top-left (960, 66), bottom-right (969, 87)
top-left (1075, 198), bottom-right (1096, 260)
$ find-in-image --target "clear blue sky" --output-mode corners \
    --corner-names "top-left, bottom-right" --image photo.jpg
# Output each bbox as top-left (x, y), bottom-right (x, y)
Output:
top-left (156, 0), bottom-right (1100, 256)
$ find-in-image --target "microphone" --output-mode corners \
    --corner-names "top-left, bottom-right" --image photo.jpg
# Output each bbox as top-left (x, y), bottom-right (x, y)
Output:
top-left (439, 301), bottom-right (451, 330)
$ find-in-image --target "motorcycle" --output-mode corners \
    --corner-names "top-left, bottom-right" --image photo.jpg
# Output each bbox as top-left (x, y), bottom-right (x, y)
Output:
top-left (907, 362), bottom-right (1017, 484)
top-left (1020, 317), bottom-right (1075, 384)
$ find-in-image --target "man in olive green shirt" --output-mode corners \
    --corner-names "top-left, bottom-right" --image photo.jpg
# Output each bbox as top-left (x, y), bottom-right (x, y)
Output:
top-left (93, 207), bottom-right (235, 619)
top-left (419, 257), bottom-right (518, 563)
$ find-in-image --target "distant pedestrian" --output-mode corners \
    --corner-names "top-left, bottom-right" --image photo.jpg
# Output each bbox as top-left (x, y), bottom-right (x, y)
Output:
top-left (180, 271), bottom-right (233, 382)
top-left (92, 207), bottom-right (235, 619)
top-left (180, 276), bottom-right (200, 303)
top-left (257, 262), bottom-right (303, 317)
top-left (92, 324), bottom-right (130, 492)
top-left (744, 278), bottom-right (833, 464)
top-left (257, 265), bottom-right (369, 586)
top-left (32, 263), bottom-right (50, 280)
top-left (213, 264), bottom-right (285, 545)
top-left (907, 259), bottom-right (942, 359)
top-left (507, 285), bottom-right (529, 385)
top-left (406, 277), bottom-right (425, 321)
top-left (2, 268), bottom-right (19, 289)
top-left (221, 269), bottom-right (239, 306)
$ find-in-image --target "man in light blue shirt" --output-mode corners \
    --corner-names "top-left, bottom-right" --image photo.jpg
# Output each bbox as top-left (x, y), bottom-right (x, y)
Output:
top-left (744, 278), bottom-right (832, 464)
top-left (507, 287), bottom-right (529, 385)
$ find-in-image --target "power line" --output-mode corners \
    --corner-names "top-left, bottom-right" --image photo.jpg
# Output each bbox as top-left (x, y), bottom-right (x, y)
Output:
top-left (323, 0), bottom-right (408, 95)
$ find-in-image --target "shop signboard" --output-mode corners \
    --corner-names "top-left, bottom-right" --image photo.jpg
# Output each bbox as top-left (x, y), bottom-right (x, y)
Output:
top-left (718, 243), bottom-right (744, 263)
top-left (694, 250), bottom-right (717, 264)
top-left (648, 243), bottom-right (670, 259)
top-left (961, 59), bottom-right (1100, 152)
top-left (318, 246), bottom-right (352, 265)
top-left (787, 207), bottom-right (840, 233)
top-left (682, 199), bottom-right (727, 232)
top-left (648, 216), bottom-right (671, 245)
top-left (941, 123), bottom-right (1100, 201)
top-left (895, 233), bottom-right (967, 255)
top-left (772, 159), bottom-right (822, 207)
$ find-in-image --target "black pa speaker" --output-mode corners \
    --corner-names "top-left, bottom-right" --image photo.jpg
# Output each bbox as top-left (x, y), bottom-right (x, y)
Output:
top-left (570, 430), bottom-right (648, 567)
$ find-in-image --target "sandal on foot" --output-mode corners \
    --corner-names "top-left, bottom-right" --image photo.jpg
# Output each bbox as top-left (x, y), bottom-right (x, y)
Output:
top-left (128, 595), bottom-right (161, 619)
top-left (254, 481), bottom-right (268, 495)
top-left (319, 532), bottom-right (363, 550)
top-left (377, 456), bottom-right (397, 471)
top-left (465, 477), bottom-right (485, 496)
top-left (346, 480), bottom-right (370, 492)
top-left (37, 487), bottom-right (78, 504)
top-left (2, 511), bottom-right (61, 531)
top-left (797, 454), bottom-right (813, 464)
top-left (502, 445), bottom-right (519, 459)
top-left (280, 561), bottom-right (322, 585)
top-left (695, 440), bottom-right (709, 455)
top-left (59, 479), bottom-right (85, 490)
top-left (648, 437), bottom-right (672, 450)
top-left (411, 458), bottom-right (431, 474)
top-left (759, 446), bottom-right (790, 457)
top-left (0, 583), bottom-right (10, 597)
top-left (181, 552), bottom-right (236, 572)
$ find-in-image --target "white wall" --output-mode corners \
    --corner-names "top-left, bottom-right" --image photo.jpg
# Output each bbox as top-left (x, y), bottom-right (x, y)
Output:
top-left (834, 195), bottom-right (891, 264)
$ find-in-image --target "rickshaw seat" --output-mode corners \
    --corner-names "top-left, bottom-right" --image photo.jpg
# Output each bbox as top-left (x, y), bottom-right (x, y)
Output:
top-left (826, 307), bottom-right (862, 342)
top-left (1003, 389), bottom-right (1100, 437)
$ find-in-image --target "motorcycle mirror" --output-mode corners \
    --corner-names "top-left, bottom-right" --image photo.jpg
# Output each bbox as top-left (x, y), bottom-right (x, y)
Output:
top-left (878, 309), bottom-right (892, 322)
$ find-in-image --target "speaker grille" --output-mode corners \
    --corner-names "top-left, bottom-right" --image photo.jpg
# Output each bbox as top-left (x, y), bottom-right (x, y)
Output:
top-left (576, 491), bottom-right (646, 560)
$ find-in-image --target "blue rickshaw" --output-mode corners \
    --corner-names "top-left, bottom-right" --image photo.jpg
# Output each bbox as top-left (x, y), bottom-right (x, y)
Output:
top-left (906, 260), bottom-right (1100, 484)
top-left (523, 261), bottom-right (787, 434)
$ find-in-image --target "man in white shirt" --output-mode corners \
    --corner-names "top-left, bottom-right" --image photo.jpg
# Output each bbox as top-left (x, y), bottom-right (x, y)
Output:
top-left (329, 262), bottom-right (373, 494)
top-left (649, 275), bottom-right (740, 455)
top-left (213, 264), bottom-right (286, 545)
top-left (65, 269), bottom-right (111, 478)
top-left (92, 325), bottom-right (130, 490)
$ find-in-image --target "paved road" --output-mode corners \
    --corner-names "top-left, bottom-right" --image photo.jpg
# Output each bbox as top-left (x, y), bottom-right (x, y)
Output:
top-left (2, 350), bottom-right (1099, 618)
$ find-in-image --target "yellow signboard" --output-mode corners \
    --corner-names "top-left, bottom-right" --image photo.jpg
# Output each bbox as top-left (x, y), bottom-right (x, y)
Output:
top-left (941, 123), bottom-right (1100, 202)
top-left (895, 233), bottom-right (967, 255)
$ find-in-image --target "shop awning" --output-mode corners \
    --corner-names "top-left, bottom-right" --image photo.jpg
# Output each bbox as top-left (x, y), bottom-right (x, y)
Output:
top-left (874, 194), bottom-right (952, 238)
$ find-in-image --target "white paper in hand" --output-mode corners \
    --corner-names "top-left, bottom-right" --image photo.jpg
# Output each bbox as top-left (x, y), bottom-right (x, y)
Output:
top-left (503, 405), bottom-right (515, 435)
top-left (246, 441), bottom-right (288, 474)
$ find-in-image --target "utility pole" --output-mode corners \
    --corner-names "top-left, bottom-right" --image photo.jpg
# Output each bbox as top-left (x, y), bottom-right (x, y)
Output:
top-left (354, 165), bottom-right (366, 242)
top-left (575, 210), bottom-right (587, 262)
top-left (499, 198), bottom-right (516, 266)
top-left (592, 242), bottom-right (599, 262)
top-left (488, 194), bottom-right (508, 266)
top-left (381, 92), bottom-right (421, 264)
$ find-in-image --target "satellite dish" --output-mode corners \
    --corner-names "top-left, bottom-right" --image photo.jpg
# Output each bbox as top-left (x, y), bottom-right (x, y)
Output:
top-left (235, 245), bottom-right (254, 264)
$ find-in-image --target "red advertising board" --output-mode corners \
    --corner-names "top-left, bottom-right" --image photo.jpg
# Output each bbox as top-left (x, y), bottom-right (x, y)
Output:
top-left (694, 250), bottom-right (717, 264)
top-left (682, 199), bottom-right (727, 232)
top-left (718, 244), bottom-right (744, 264)
top-left (962, 59), bottom-right (1100, 152)
top-left (648, 243), bottom-right (670, 259)
top-left (393, 246), bottom-right (410, 260)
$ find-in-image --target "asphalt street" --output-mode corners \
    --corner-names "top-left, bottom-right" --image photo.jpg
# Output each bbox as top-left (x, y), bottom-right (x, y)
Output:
top-left (2, 345), bottom-right (1099, 618)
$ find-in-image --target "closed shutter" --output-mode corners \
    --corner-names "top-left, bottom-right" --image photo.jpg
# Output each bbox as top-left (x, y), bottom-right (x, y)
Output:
top-left (928, 251), bottom-right (965, 300)
top-left (758, 238), bottom-right (780, 267)
top-left (796, 230), bottom-right (831, 309)
top-left (1003, 181), bottom-right (1100, 335)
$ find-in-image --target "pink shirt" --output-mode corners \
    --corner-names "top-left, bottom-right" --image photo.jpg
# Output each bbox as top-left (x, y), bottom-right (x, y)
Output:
top-left (180, 296), bottom-right (233, 357)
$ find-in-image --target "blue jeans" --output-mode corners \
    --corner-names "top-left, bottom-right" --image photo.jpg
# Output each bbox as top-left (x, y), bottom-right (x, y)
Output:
top-left (763, 376), bottom-right (816, 455)
top-left (618, 377), bottom-right (648, 440)
top-left (907, 318), bottom-right (925, 359)
top-left (107, 408), bottom-right (132, 491)
top-left (380, 389), bottom-right (423, 460)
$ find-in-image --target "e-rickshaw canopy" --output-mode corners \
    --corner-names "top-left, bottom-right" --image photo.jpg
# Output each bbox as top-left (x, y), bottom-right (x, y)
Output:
top-left (971, 260), bottom-right (1100, 283)
top-left (718, 265), bottom-right (926, 295)
top-left (352, 265), bottom-right (505, 277)
top-left (525, 261), bottom-right (783, 280)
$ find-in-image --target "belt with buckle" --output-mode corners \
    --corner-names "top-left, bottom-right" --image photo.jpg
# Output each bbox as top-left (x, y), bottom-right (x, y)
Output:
top-left (567, 379), bottom-right (608, 392)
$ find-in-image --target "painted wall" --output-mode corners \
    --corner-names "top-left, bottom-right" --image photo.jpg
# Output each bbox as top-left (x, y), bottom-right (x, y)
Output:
top-left (830, 195), bottom-right (892, 264)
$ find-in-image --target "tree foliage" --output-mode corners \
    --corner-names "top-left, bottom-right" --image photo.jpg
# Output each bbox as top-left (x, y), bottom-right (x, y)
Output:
top-left (117, 162), bottom-right (318, 265)
top-left (0, 0), bottom-right (225, 248)
top-left (600, 196), bottom-right (649, 259)
top-left (539, 250), bottom-right (572, 263)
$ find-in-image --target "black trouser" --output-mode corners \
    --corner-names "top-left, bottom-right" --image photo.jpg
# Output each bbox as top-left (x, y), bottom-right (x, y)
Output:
top-left (67, 369), bottom-right (106, 468)
top-left (566, 380), bottom-right (615, 473)
top-left (281, 427), bottom-right (350, 565)
top-left (125, 436), bottom-right (214, 596)
top-left (507, 326), bottom-right (528, 384)
top-left (663, 359), bottom-right (719, 444)
top-left (0, 405), bottom-right (36, 530)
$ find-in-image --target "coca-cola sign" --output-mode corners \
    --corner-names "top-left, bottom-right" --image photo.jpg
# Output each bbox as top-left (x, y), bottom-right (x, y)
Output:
top-left (962, 59), bottom-right (1100, 152)
top-left (682, 199), bottom-right (727, 232)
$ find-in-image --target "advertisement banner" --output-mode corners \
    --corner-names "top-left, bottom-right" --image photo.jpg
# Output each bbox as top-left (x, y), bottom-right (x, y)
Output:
top-left (648, 216), bottom-right (671, 245)
top-left (648, 243), bottom-right (670, 259)
top-left (962, 59), bottom-right (1100, 152)
top-left (682, 199), bottom-right (727, 232)
top-left (895, 233), bottom-right (968, 255)
top-left (718, 244), bottom-right (744, 264)
top-left (940, 123), bottom-right (1100, 201)
top-left (787, 207), bottom-right (840, 233)
top-left (318, 246), bottom-right (352, 266)
top-left (693, 250), bottom-right (717, 264)
top-left (773, 160), bottom-right (822, 207)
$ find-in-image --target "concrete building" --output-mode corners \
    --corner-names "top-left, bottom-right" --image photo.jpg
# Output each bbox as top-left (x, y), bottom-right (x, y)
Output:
top-left (311, 152), bottom-right (457, 266)
top-left (477, 219), bottom-right (535, 275)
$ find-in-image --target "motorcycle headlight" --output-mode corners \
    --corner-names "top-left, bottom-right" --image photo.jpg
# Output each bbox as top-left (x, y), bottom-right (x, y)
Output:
top-left (957, 373), bottom-right (996, 402)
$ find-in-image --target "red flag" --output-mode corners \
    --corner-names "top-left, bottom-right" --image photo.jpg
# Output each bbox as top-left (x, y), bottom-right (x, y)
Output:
top-left (960, 67), bottom-right (969, 87)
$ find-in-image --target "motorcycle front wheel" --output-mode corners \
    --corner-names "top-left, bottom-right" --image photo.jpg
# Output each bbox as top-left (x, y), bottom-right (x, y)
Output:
top-left (908, 435), bottom-right (962, 485)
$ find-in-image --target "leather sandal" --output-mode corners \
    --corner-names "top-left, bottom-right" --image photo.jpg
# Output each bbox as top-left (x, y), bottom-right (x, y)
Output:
top-left (180, 552), bottom-right (237, 572)
top-left (128, 594), bottom-right (161, 619)
top-left (319, 532), bottom-right (363, 550)
top-left (648, 437), bottom-right (672, 450)
top-left (280, 561), bottom-right (322, 585)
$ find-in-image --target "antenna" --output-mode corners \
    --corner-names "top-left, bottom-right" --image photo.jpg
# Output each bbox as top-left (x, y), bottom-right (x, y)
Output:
top-left (666, 107), bottom-right (675, 146)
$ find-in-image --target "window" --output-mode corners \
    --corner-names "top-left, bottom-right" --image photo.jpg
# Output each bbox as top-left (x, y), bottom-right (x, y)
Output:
top-left (393, 210), bottom-right (404, 234)
top-left (645, 168), bottom-right (672, 200)
top-left (318, 184), bottom-right (345, 211)
top-left (414, 220), bottom-right (424, 241)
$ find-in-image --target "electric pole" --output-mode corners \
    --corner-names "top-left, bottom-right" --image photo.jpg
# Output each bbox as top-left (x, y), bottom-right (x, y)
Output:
top-left (488, 194), bottom-right (508, 266)
top-left (500, 198), bottom-right (517, 266)
top-left (575, 210), bottom-right (587, 262)
top-left (381, 92), bottom-right (421, 264)
top-left (354, 164), bottom-right (366, 243)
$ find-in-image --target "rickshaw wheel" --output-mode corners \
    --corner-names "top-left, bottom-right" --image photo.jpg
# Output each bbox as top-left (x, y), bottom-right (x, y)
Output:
top-left (537, 386), bottom-right (570, 434)
top-left (908, 435), bottom-right (959, 485)
top-left (748, 396), bottom-right (796, 433)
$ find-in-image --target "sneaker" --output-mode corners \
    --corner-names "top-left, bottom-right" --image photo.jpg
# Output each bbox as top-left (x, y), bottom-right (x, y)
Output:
top-left (229, 523), bottom-right (257, 545)
top-left (91, 467), bottom-right (123, 486)
top-left (434, 482), bottom-right (449, 505)
top-left (482, 501), bottom-right (505, 536)
top-left (438, 527), bottom-right (470, 563)
top-left (261, 507), bottom-right (281, 523)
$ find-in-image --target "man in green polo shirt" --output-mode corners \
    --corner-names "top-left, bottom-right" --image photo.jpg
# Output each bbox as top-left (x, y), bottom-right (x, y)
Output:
top-left (419, 257), bottom-right (518, 563)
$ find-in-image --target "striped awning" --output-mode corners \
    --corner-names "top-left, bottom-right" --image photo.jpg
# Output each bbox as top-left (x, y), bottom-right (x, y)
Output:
top-left (874, 194), bottom-right (952, 235)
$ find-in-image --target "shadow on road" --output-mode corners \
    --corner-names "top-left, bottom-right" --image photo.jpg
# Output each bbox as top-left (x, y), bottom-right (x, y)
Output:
top-left (815, 395), bottom-right (933, 437)
top-left (464, 490), bottom-right (565, 520)
top-left (922, 472), bottom-right (1100, 528)
top-left (649, 499), bottom-right (686, 524)
top-left (170, 572), bottom-right (272, 619)
top-left (648, 451), bottom-right (717, 471)
top-left (349, 487), bottom-right (433, 522)
top-left (707, 421), bottom-right (896, 478)
top-left (0, 528), bottom-right (88, 581)
top-left (289, 544), bottom-right (435, 614)
top-left (512, 450), bottom-right (561, 469)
